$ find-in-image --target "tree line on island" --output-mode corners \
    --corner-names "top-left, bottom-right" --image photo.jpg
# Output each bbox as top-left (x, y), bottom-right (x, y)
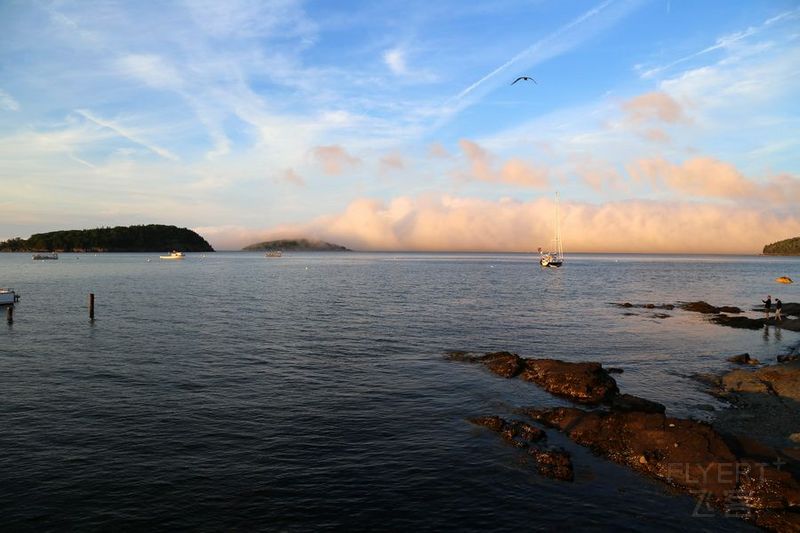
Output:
top-left (242, 238), bottom-right (350, 252)
top-left (763, 236), bottom-right (800, 255)
top-left (0, 225), bottom-right (214, 253)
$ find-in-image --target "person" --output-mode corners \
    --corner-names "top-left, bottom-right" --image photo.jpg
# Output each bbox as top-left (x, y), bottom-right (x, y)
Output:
top-left (762, 295), bottom-right (772, 319)
top-left (775, 299), bottom-right (782, 322)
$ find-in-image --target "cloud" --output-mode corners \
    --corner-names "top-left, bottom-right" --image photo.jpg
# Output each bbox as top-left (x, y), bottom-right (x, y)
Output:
top-left (380, 153), bottom-right (406, 172)
top-left (428, 142), bottom-right (450, 158)
top-left (622, 91), bottom-right (686, 125)
top-left (117, 54), bottom-right (184, 90)
top-left (282, 168), bottom-right (305, 186)
top-left (638, 7), bottom-right (800, 79)
top-left (628, 156), bottom-right (800, 204)
top-left (0, 89), bottom-right (20, 111)
top-left (383, 48), bottom-right (408, 75)
top-left (248, 194), bottom-right (800, 254)
top-left (458, 139), bottom-right (548, 188)
top-left (311, 145), bottom-right (361, 175)
top-left (443, 0), bottom-right (639, 120)
top-left (75, 109), bottom-right (179, 161)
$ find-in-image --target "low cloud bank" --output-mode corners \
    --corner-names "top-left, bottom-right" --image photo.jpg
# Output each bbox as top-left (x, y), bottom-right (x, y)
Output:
top-left (203, 195), bottom-right (800, 253)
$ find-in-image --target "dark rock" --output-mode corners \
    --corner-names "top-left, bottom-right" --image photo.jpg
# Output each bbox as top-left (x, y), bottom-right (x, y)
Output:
top-left (611, 302), bottom-right (675, 310)
top-left (445, 351), bottom-right (524, 378)
top-left (681, 301), bottom-right (742, 314)
top-left (607, 367), bottom-right (624, 374)
top-left (469, 415), bottom-right (573, 481)
top-left (609, 393), bottom-right (666, 414)
top-left (711, 315), bottom-right (765, 330)
top-left (778, 354), bottom-right (800, 364)
top-left (469, 416), bottom-right (545, 448)
top-left (727, 353), bottom-right (760, 365)
top-left (523, 407), bottom-right (800, 522)
top-left (482, 352), bottom-right (525, 378)
top-left (529, 447), bottom-right (574, 481)
top-left (520, 359), bottom-right (619, 405)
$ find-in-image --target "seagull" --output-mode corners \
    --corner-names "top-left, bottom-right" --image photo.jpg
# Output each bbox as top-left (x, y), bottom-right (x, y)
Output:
top-left (511, 76), bottom-right (537, 85)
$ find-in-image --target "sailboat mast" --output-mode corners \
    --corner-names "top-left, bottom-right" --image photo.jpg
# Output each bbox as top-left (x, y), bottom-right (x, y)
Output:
top-left (555, 192), bottom-right (563, 258)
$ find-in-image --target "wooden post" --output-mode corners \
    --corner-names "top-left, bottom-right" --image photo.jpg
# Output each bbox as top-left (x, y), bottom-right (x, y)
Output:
top-left (89, 293), bottom-right (95, 321)
top-left (5, 306), bottom-right (12, 324)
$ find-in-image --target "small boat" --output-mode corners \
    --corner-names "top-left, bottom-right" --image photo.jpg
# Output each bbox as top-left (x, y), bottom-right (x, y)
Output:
top-left (265, 250), bottom-right (283, 258)
top-left (32, 252), bottom-right (58, 260)
top-left (775, 276), bottom-right (794, 284)
top-left (539, 193), bottom-right (564, 268)
top-left (159, 251), bottom-right (185, 260)
top-left (0, 288), bottom-right (20, 305)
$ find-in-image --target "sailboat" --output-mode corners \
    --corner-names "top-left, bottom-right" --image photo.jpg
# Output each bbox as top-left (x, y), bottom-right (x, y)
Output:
top-left (539, 193), bottom-right (564, 268)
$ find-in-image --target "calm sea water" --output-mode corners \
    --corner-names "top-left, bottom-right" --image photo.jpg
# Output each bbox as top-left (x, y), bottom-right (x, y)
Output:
top-left (1, 252), bottom-right (798, 531)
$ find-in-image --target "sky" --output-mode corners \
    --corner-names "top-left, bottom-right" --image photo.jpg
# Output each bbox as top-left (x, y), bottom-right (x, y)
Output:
top-left (1, 0), bottom-right (799, 253)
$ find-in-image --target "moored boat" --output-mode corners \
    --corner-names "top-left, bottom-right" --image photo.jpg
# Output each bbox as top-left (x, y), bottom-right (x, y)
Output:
top-left (0, 288), bottom-right (20, 305)
top-left (32, 252), bottom-right (58, 260)
top-left (539, 193), bottom-right (565, 268)
top-left (159, 251), bottom-right (185, 260)
top-left (265, 250), bottom-right (283, 258)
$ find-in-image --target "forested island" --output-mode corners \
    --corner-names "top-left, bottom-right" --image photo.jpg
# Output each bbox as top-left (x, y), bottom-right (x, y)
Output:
top-left (243, 238), bottom-right (350, 252)
top-left (0, 225), bottom-right (214, 252)
top-left (763, 236), bottom-right (800, 255)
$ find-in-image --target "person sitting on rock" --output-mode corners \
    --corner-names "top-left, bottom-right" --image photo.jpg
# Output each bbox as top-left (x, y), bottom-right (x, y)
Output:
top-left (775, 299), bottom-right (782, 322)
top-left (762, 295), bottom-right (772, 318)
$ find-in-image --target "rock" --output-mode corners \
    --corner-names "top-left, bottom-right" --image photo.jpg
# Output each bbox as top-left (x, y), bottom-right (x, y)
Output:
top-left (469, 416), bottom-right (545, 448)
top-left (482, 352), bottom-right (525, 378)
top-left (529, 447), bottom-right (574, 481)
top-left (722, 362), bottom-right (800, 402)
top-left (520, 359), bottom-right (619, 405)
top-left (778, 354), bottom-right (800, 364)
top-left (609, 393), bottom-right (666, 414)
top-left (727, 353), bottom-right (760, 365)
top-left (469, 415), bottom-right (573, 481)
top-left (523, 407), bottom-right (800, 522)
top-left (711, 315), bottom-right (765, 330)
top-left (790, 434), bottom-right (800, 444)
top-left (611, 302), bottom-right (674, 310)
top-left (607, 367), bottom-right (624, 374)
top-left (445, 351), bottom-right (525, 378)
top-left (681, 301), bottom-right (742, 314)
top-left (652, 313), bottom-right (671, 319)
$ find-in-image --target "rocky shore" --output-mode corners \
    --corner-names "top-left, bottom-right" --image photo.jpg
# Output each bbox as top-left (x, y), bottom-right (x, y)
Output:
top-left (449, 349), bottom-right (800, 531)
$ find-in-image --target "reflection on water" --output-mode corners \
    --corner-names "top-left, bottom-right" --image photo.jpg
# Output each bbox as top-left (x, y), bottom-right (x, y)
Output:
top-left (1, 252), bottom-right (796, 531)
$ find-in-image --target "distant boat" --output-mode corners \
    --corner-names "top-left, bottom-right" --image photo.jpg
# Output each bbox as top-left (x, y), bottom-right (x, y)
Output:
top-left (265, 250), bottom-right (283, 258)
top-left (0, 288), bottom-right (20, 305)
top-left (32, 252), bottom-right (58, 260)
top-left (539, 193), bottom-right (564, 268)
top-left (159, 251), bottom-right (185, 260)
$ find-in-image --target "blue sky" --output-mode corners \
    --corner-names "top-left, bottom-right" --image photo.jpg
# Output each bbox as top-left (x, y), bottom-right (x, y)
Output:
top-left (1, 0), bottom-right (799, 252)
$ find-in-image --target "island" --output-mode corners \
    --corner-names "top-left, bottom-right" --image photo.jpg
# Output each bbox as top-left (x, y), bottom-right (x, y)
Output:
top-left (0, 224), bottom-right (214, 253)
top-left (242, 238), bottom-right (351, 252)
top-left (763, 235), bottom-right (800, 255)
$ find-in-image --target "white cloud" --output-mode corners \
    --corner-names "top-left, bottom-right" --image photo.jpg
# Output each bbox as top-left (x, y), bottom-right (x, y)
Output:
top-left (75, 109), bottom-right (179, 161)
top-left (384, 48), bottom-right (408, 75)
top-left (0, 89), bottom-right (20, 111)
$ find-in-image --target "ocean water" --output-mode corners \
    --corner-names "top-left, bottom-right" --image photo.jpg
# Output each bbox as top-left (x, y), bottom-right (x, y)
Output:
top-left (1, 252), bottom-right (798, 531)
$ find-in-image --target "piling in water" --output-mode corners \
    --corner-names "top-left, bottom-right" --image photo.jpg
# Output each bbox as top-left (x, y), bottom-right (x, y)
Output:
top-left (89, 293), bottom-right (95, 321)
top-left (6, 305), bottom-right (12, 324)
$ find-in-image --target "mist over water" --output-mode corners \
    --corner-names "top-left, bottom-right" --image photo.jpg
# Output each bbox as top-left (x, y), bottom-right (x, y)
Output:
top-left (1, 252), bottom-right (797, 531)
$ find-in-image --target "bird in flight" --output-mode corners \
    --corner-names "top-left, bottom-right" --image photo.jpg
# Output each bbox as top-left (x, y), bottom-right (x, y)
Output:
top-left (511, 76), bottom-right (537, 85)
